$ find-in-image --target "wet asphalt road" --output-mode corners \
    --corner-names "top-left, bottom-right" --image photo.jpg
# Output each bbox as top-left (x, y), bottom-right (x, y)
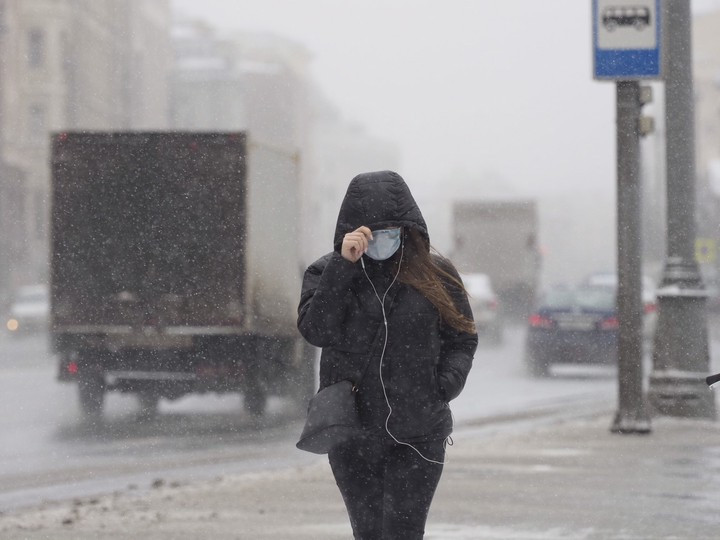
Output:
top-left (0, 324), bottom-right (628, 511)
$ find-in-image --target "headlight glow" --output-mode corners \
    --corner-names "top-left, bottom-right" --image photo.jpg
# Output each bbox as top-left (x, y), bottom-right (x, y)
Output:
top-left (6, 319), bottom-right (19, 331)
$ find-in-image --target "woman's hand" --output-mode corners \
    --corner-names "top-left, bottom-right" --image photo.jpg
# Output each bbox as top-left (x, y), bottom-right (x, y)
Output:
top-left (341, 226), bottom-right (373, 263)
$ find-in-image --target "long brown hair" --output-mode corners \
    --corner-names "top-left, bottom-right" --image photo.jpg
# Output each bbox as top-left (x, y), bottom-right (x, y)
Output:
top-left (397, 228), bottom-right (477, 335)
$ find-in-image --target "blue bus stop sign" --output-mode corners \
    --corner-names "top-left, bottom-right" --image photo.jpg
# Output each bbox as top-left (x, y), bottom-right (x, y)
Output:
top-left (593, 0), bottom-right (662, 80)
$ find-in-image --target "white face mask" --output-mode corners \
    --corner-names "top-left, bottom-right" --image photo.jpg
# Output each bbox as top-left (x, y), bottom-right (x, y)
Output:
top-left (365, 228), bottom-right (402, 261)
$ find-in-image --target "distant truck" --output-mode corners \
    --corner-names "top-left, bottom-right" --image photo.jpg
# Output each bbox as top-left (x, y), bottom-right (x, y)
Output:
top-left (50, 132), bottom-right (314, 419)
top-left (452, 199), bottom-right (540, 319)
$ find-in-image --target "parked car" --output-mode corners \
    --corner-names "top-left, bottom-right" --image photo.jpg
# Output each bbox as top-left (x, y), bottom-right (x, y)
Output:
top-left (705, 278), bottom-right (720, 313)
top-left (583, 272), bottom-right (657, 341)
top-left (525, 285), bottom-right (618, 377)
top-left (460, 272), bottom-right (503, 344)
top-left (5, 284), bottom-right (50, 336)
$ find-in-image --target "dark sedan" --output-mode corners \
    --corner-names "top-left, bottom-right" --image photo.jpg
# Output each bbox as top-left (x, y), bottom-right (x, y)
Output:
top-left (524, 286), bottom-right (618, 377)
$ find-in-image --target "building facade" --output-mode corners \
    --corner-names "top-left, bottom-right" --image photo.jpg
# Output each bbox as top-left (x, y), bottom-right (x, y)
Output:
top-left (0, 0), bottom-right (170, 297)
top-left (693, 9), bottom-right (720, 290)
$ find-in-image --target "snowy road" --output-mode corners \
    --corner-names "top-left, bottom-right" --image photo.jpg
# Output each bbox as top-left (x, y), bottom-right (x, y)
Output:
top-left (3, 321), bottom-right (713, 512)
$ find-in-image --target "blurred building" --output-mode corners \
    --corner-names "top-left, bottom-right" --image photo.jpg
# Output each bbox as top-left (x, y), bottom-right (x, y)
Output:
top-left (171, 20), bottom-right (309, 149)
top-left (695, 9), bottom-right (720, 196)
top-left (0, 162), bottom-right (25, 309)
top-left (693, 9), bottom-right (720, 288)
top-left (170, 19), bottom-right (399, 263)
top-left (0, 0), bottom-right (171, 295)
top-left (640, 82), bottom-right (666, 279)
top-left (303, 87), bottom-right (399, 262)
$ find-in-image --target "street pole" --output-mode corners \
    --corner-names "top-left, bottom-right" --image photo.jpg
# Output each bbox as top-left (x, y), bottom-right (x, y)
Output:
top-left (647, 0), bottom-right (716, 419)
top-left (611, 80), bottom-right (651, 434)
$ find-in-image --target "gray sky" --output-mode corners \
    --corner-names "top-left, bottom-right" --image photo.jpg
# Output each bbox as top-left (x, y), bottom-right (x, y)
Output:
top-left (171, 0), bottom-right (720, 193)
top-left (172, 0), bottom-right (619, 195)
top-left (172, 0), bottom-right (720, 282)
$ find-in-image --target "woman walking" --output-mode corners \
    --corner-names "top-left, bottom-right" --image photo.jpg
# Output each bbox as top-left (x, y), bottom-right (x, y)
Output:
top-left (297, 170), bottom-right (478, 539)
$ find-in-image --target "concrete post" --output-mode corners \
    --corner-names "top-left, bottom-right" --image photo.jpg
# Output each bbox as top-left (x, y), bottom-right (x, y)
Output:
top-left (647, 0), bottom-right (716, 419)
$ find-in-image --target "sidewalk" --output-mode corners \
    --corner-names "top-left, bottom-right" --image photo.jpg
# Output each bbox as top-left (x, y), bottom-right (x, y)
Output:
top-left (2, 413), bottom-right (720, 539)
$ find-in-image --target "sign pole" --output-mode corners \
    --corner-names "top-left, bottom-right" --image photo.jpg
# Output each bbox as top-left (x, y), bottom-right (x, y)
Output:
top-left (611, 80), bottom-right (651, 434)
top-left (593, 0), bottom-right (661, 434)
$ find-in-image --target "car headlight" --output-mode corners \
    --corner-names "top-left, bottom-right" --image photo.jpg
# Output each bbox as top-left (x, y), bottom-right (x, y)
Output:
top-left (6, 319), bottom-right (18, 331)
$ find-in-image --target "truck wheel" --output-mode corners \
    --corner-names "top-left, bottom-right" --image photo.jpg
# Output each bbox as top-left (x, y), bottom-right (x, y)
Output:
top-left (78, 376), bottom-right (105, 420)
top-left (290, 340), bottom-right (317, 412)
top-left (526, 352), bottom-right (551, 378)
top-left (243, 383), bottom-right (267, 417)
top-left (243, 354), bottom-right (267, 417)
top-left (489, 324), bottom-right (504, 346)
top-left (137, 393), bottom-right (160, 420)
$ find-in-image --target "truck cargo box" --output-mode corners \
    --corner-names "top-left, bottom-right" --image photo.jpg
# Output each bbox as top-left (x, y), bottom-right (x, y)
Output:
top-left (51, 132), bottom-right (299, 337)
top-left (50, 132), bottom-right (313, 418)
top-left (452, 199), bottom-right (540, 318)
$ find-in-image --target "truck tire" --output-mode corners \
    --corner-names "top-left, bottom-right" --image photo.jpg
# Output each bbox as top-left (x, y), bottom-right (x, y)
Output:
top-left (290, 340), bottom-right (317, 412)
top-left (243, 383), bottom-right (267, 417)
top-left (243, 357), bottom-right (267, 417)
top-left (489, 324), bottom-right (504, 346)
top-left (526, 352), bottom-right (550, 378)
top-left (78, 376), bottom-right (105, 420)
top-left (137, 393), bottom-right (160, 420)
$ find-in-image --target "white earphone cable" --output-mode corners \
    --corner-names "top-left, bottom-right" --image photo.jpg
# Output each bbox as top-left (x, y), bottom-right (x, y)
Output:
top-left (360, 237), bottom-right (446, 465)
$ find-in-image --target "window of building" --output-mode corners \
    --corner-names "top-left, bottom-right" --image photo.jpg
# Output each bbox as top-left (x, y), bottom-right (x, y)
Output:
top-left (33, 190), bottom-right (46, 241)
top-left (0, 2), bottom-right (6, 35)
top-left (28, 28), bottom-right (44, 68)
top-left (28, 104), bottom-right (46, 145)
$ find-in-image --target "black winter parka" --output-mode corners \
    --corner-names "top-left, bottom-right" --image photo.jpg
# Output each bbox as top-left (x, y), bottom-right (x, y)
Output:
top-left (297, 171), bottom-right (478, 442)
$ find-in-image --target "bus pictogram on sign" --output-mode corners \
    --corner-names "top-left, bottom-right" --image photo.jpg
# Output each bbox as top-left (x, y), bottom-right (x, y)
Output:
top-left (602, 6), bottom-right (651, 32)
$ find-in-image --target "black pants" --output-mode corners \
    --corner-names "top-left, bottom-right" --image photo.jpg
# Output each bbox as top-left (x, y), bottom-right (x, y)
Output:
top-left (328, 434), bottom-right (445, 540)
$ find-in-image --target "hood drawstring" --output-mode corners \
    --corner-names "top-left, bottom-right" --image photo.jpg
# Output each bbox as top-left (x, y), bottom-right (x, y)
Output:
top-left (361, 234), bottom-right (447, 466)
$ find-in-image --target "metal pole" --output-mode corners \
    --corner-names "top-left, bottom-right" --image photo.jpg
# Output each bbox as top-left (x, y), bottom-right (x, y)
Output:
top-left (611, 80), bottom-right (651, 434)
top-left (647, 0), bottom-right (716, 419)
